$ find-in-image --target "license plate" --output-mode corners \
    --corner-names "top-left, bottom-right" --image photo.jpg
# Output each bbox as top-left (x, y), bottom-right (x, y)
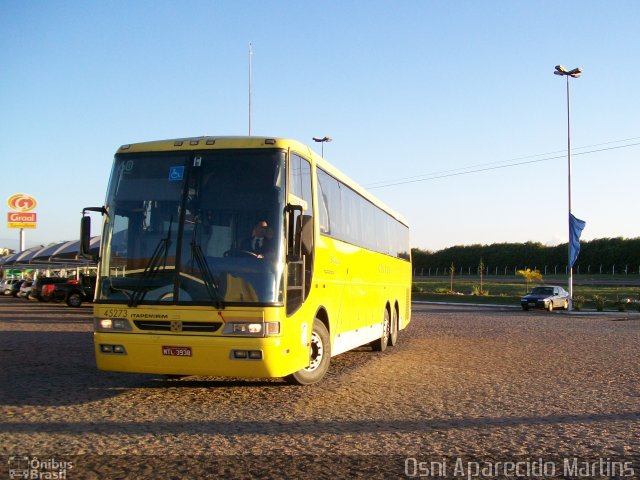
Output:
top-left (162, 346), bottom-right (192, 357)
top-left (528, 302), bottom-right (536, 306)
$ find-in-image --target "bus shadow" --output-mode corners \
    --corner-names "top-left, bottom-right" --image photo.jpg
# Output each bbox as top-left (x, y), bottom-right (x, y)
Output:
top-left (0, 329), bottom-right (394, 407)
top-left (0, 328), bottom-right (332, 407)
top-left (146, 377), bottom-right (288, 388)
top-left (0, 329), bottom-right (153, 407)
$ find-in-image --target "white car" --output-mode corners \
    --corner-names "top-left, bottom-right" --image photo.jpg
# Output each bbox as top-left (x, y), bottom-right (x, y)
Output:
top-left (19, 280), bottom-right (34, 298)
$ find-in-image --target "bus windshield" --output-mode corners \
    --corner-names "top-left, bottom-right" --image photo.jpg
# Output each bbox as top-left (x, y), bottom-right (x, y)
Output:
top-left (98, 149), bottom-right (286, 306)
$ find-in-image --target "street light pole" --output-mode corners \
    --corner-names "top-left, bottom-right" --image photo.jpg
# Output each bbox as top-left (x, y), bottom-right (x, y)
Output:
top-left (554, 64), bottom-right (582, 310)
top-left (312, 136), bottom-right (332, 157)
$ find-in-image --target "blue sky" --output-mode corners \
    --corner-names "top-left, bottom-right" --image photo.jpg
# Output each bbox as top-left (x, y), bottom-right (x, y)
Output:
top-left (1, 1), bottom-right (638, 252)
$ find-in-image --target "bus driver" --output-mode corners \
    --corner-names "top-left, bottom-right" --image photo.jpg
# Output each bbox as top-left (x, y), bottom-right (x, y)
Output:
top-left (241, 220), bottom-right (272, 258)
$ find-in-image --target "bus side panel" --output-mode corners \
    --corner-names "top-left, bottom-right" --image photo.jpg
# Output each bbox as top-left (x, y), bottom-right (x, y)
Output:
top-left (312, 234), bottom-right (411, 352)
top-left (303, 235), bottom-right (347, 345)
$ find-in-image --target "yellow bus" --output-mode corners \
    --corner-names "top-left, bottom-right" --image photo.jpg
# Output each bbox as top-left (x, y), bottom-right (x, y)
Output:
top-left (81, 136), bottom-right (411, 384)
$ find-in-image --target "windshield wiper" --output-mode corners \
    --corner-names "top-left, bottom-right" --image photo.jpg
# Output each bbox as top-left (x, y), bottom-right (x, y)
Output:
top-left (190, 230), bottom-right (225, 309)
top-left (129, 217), bottom-right (173, 307)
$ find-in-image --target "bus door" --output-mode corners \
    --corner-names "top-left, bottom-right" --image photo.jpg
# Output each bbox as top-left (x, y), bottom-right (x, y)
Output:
top-left (286, 153), bottom-right (314, 316)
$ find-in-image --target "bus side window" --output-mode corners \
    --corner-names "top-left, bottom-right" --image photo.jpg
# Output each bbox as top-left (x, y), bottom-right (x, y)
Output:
top-left (290, 154), bottom-right (313, 215)
top-left (317, 169), bottom-right (340, 237)
top-left (318, 181), bottom-right (330, 234)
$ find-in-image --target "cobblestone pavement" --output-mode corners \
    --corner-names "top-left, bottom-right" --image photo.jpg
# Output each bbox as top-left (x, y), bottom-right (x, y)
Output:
top-left (0, 297), bottom-right (638, 479)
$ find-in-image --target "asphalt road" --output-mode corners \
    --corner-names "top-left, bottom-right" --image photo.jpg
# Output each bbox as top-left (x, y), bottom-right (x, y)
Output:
top-left (1, 297), bottom-right (639, 479)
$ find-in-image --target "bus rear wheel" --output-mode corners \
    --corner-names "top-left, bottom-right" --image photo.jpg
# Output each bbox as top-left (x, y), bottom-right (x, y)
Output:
top-left (388, 307), bottom-right (399, 347)
top-left (286, 318), bottom-right (331, 385)
top-left (371, 308), bottom-right (390, 352)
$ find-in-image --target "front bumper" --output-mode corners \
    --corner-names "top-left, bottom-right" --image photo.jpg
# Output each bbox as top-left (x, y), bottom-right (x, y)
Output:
top-left (94, 331), bottom-right (307, 379)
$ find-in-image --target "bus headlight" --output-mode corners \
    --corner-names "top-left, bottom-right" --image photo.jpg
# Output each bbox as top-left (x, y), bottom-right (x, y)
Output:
top-left (222, 321), bottom-right (280, 337)
top-left (95, 318), bottom-right (132, 331)
top-left (238, 323), bottom-right (262, 334)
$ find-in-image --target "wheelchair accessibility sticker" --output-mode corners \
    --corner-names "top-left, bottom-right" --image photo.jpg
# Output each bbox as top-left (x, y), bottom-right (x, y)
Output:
top-left (168, 166), bottom-right (185, 181)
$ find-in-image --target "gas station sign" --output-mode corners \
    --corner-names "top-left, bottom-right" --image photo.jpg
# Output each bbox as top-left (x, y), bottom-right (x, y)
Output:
top-left (8, 212), bottom-right (37, 228)
top-left (7, 193), bottom-right (37, 229)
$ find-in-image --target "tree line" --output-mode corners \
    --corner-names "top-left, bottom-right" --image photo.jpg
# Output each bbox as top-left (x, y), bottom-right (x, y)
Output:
top-left (412, 237), bottom-right (640, 275)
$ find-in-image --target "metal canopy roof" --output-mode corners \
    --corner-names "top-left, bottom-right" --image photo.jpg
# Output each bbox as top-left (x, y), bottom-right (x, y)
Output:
top-left (0, 237), bottom-right (100, 269)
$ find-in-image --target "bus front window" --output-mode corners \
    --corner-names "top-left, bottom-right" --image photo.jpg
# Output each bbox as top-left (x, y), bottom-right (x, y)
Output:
top-left (99, 154), bottom-right (186, 304)
top-left (99, 150), bottom-right (286, 306)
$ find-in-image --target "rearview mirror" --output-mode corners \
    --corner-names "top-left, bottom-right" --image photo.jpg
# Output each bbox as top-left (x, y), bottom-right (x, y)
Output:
top-left (299, 215), bottom-right (313, 256)
top-left (80, 206), bottom-right (105, 261)
top-left (79, 216), bottom-right (95, 261)
top-left (286, 204), bottom-right (303, 260)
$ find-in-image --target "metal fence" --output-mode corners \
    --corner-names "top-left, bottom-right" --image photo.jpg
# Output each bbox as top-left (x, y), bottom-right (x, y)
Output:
top-left (413, 264), bottom-right (640, 277)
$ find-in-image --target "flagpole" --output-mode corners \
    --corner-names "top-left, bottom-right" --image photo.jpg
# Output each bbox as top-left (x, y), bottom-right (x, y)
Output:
top-left (566, 74), bottom-right (573, 310)
top-left (554, 64), bottom-right (582, 311)
top-left (248, 42), bottom-right (253, 136)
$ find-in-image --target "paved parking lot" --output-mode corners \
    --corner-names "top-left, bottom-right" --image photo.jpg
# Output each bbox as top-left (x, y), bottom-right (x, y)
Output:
top-left (1, 297), bottom-right (638, 478)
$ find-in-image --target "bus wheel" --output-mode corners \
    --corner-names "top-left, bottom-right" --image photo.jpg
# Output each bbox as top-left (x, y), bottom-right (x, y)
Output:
top-left (286, 319), bottom-right (331, 385)
top-left (388, 307), bottom-right (399, 347)
top-left (371, 308), bottom-right (390, 352)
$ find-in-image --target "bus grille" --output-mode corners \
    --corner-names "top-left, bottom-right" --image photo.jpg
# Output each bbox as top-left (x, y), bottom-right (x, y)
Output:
top-left (133, 321), bottom-right (222, 332)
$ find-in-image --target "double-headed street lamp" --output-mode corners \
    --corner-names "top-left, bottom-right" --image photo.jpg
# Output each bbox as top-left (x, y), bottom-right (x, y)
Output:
top-left (554, 64), bottom-right (582, 310)
top-left (312, 136), bottom-right (332, 157)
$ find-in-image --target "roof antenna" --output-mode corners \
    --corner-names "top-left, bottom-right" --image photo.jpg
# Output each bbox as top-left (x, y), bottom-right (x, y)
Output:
top-left (248, 42), bottom-right (253, 136)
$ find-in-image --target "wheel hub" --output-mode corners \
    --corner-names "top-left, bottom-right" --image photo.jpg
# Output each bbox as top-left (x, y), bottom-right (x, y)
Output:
top-left (305, 332), bottom-right (323, 372)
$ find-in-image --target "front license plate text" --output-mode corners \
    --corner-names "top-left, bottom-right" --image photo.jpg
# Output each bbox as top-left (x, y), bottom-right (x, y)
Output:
top-left (162, 346), bottom-right (192, 357)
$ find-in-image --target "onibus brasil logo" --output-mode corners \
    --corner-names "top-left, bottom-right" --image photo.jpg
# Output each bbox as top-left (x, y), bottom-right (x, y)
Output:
top-left (7, 193), bottom-right (37, 213)
top-left (7, 455), bottom-right (74, 479)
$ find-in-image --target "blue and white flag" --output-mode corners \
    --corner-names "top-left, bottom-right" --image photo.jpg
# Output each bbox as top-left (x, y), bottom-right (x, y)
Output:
top-left (569, 214), bottom-right (586, 268)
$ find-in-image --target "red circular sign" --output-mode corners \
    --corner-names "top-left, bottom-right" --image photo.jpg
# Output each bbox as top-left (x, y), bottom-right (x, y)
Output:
top-left (7, 193), bottom-right (37, 212)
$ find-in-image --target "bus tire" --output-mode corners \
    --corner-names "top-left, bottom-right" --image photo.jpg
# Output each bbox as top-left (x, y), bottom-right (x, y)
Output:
top-left (286, 318), bottom-right (331, 385)
top-left (371, 308), bottom-right (390, 352)
top-left (388, 307), bottom-right (399, 347)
